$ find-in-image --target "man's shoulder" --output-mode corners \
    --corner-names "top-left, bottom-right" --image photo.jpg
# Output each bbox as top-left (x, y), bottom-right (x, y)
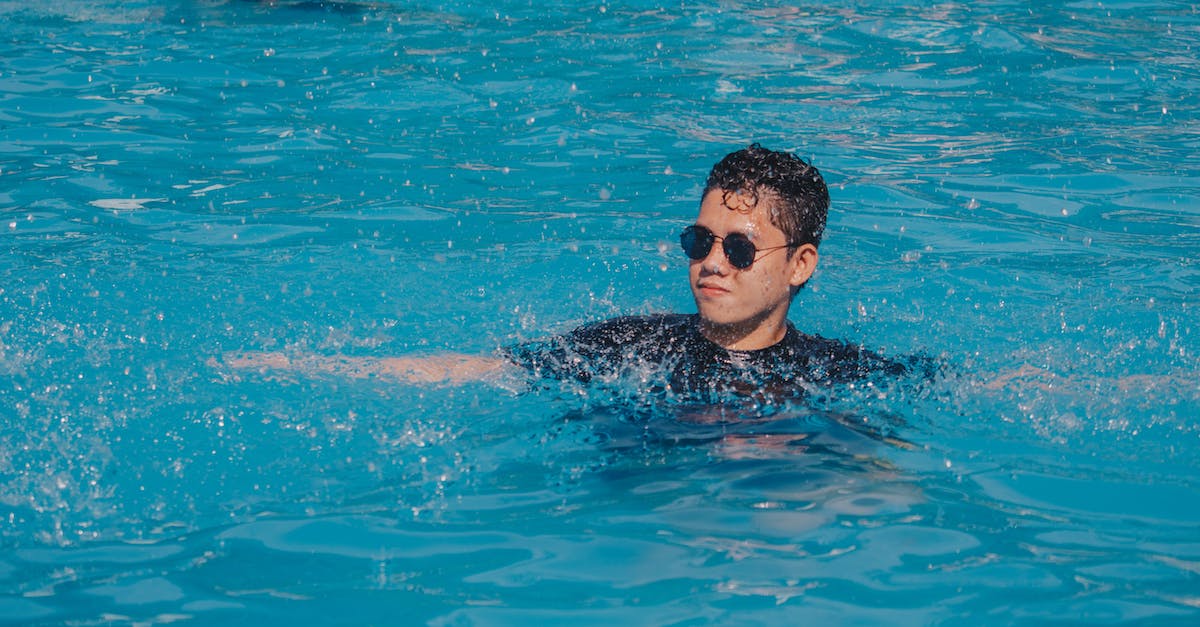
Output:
top-left (502, 313), bottom-right (696, 383)
top-left (570, 313), bottom-right (695, 346)
top-left (782, 329), bottom-right (866, 356)
top-left (779, 328), bottom-right (916, 379)
top-left (578, 313), bottom-right (693, 333)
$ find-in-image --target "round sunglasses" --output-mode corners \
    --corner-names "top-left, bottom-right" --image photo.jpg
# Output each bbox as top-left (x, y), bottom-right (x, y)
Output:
top-left (679, 225), bottom-right (798, 270)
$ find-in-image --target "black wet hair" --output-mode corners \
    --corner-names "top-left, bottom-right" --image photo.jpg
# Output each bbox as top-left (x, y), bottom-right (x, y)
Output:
top-left (703, 143), bottom-right (830, 248)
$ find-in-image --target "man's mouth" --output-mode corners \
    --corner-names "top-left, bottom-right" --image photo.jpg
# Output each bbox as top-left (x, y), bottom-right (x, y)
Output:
top-left (696, 281), bottom-right (730, 296)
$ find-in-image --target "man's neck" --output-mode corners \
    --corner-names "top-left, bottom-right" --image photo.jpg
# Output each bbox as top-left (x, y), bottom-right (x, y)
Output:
top-left (698, 315), bottom-right (790, 351)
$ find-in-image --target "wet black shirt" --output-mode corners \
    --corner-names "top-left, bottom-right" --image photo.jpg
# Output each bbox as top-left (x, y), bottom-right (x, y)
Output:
top-left (503, 314), bottom-right (915, 403)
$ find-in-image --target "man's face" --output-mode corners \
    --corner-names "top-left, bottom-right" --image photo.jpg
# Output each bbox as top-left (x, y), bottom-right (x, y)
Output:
top-left (688, 189), bottom-right (817, 350)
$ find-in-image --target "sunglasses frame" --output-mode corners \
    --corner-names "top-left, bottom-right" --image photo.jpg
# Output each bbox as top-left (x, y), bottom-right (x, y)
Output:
top-left (679, 225), bottom-right (798, 270)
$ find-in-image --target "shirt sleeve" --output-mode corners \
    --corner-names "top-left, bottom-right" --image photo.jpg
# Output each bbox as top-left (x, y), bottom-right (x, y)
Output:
top-left (500, 316), bottom-right (669, 383)
top-left (803, 335), bottom-right (935, 383)
top-left (500, 333), bottom-right (594, 382)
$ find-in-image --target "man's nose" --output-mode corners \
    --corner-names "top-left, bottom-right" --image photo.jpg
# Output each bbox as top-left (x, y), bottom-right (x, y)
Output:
top-left (700, 242), bottom-right (727, 273)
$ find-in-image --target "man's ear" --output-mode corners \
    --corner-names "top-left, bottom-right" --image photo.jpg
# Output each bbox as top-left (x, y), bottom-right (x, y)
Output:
top-left (788, 244), bottom-right (819, 288)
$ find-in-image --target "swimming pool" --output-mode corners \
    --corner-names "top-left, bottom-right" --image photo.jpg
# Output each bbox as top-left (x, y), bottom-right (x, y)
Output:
top-left (2, 0), bottom-right (1198, 623)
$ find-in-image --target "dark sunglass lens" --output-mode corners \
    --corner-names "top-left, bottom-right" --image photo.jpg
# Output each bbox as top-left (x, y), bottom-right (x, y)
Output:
top-left (723, 233), bottom-right (757, 268)
top-left (680, 226), bottom-right (712, 260)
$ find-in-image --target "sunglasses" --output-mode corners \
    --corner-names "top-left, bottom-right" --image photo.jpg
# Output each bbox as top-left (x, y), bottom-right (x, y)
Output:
top-left (679, 225), bottom-right (797, 270)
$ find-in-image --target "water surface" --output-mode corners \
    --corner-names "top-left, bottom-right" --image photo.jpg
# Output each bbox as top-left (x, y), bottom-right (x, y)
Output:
top-left (1, 0), bottom-right (1198, 624)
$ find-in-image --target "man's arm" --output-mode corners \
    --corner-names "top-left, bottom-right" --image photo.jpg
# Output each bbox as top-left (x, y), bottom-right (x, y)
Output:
top-left (220, 351), bottom-right (512, 384)
top-left (985, 364), bottom-right (1195, 395)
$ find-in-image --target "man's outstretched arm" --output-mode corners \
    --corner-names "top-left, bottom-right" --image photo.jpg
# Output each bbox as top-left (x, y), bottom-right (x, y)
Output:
top-left (220, 351), bottom-right (512, 384)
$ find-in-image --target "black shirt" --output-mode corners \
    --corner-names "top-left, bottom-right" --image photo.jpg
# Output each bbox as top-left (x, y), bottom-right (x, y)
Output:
top-left (503, 314), bottom-right (917, 404)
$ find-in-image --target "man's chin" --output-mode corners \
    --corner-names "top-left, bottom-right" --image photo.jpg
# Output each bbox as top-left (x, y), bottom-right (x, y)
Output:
top-left (696, 309), bottom-right (743, 329)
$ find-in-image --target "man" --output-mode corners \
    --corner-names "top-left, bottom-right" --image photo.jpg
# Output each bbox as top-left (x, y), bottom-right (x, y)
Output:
top-left (226, 144), bottom-right (914, 401)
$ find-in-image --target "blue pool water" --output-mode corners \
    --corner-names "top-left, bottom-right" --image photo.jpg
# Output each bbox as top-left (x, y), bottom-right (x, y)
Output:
top-left (2, 0), bottom-right (1198, 623)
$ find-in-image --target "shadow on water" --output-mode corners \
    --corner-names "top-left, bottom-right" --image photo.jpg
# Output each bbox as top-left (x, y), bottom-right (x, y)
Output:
top-left (523, 397), bottom-right (927, 524)
top-left (232, 0), bottom-right (376, 15)
top-left (557, 400), bottom-right (914, 460)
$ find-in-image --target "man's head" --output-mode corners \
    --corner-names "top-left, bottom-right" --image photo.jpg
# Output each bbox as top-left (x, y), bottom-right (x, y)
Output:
top-left (703, 143), bottom-right (830, 250)
top-left (685, 144), bottom-right (830, 350)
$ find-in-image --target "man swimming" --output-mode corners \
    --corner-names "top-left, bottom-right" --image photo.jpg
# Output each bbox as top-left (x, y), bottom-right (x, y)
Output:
top-left (225, 144), bottom-right (917, 400)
